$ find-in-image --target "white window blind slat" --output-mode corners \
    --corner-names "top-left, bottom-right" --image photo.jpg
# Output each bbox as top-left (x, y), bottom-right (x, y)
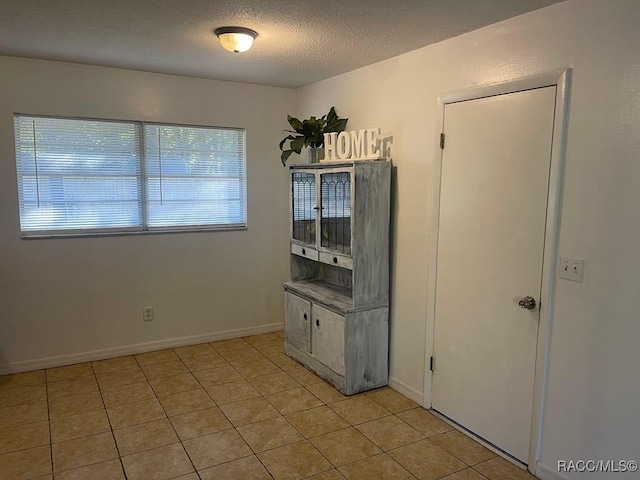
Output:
top-left (14, 116), bottom-right (142, 234)
top-left (13, 115), bottom-right (247, 236)
top-left (143, 124), bottom-right (246, 229)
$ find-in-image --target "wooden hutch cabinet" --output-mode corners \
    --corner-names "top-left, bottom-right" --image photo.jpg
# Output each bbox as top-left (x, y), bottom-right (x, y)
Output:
top-left (283, 160), bottom-right (391, 395)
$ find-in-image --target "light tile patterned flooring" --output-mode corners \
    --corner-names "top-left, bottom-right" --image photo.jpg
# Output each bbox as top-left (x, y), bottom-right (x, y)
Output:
top-left (0, 332), bottom-right (535, 480)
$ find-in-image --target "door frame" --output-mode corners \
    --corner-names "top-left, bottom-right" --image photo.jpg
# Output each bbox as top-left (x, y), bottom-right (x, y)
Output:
top-left (423, 69), bottom-right (572, 474)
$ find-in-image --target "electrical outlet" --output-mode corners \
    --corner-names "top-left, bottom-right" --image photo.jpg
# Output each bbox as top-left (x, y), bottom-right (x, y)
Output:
top-left (143, 306), bottom-right (154, 321)
top-left (558, 256), bottom-right (585, 282)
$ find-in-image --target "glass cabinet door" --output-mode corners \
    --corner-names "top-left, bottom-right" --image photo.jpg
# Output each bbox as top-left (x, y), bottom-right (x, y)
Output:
top-left (291, 171), bottom-right (317, 246)
top-left (320, 171), bottom-right (352, 255)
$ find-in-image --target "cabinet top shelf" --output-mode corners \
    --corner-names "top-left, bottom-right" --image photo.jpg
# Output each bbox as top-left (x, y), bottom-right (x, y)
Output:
top-left (290, 159), bottom-right (387, 170)
top-left (284, 280), bottom-right (353, 314)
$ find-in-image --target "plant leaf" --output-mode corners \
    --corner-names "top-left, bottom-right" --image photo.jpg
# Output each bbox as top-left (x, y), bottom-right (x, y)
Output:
top-left (279, 135), bottom-right (295, 151)
top-left (287, 115), bottom-right (303, 132)
top-left (290, 136), bottom-right (305, 153)
top-left (281, 149), bottom-right (294, 166)
top-left (279, 106), bottom-right (348, 162)
top-left (326, 106), bottom-right (338, 123)
top-left (326, 117), bottom-right (348, 133)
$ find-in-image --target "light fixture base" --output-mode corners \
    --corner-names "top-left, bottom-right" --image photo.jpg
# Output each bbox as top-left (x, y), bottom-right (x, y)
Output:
top-left (214, 26), bottom-right (258, 53)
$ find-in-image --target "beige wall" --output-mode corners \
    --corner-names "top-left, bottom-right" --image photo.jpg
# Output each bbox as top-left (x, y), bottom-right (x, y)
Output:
top-left (0, 57), bottom-right (295, 369)
top-left (298, 0), bottom-right (640, 476)
top-left (2, 0), bottom-right (639, 474)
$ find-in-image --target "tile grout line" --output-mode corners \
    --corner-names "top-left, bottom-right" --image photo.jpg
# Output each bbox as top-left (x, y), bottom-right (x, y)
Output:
top-left (178, 339), bottom-right (278, 477)
top-left (3, 334), bottom-right (470, 480)
top-left (100, 345), bottom-right (291, 452)
top-left (45, 369), bottom-right (54, 479)
top-left (428, 434), bottom-right (498, 471)
top-left (0, 382), bottom-right (50, 439)
top-left (222, 336), bottom-right (292, 480)
top-left (0, 375), bottom-right (106, 466)
top-left (86, 362), bottom-right (121, 480)
top-left (470, 465), bottom-right (492, 479)
top-left (134, 351), bottom-right (199, 479)
top-left (265, 367), bottom-right (424, 478)
top-left (91, 359), bottom-right (130, 480)
top-left (0, 395), bottom-right (48, 456)
top-left (188, 337), bottom-right (293, 478)
top-left (211, 342), bottom-right (279, 477)
top-left (17, 352), bottom-right (361, 442)
top-left (152, 343), bottom-right (277, 476)
top-left (248, 358), bottom-right (351, 477)
top-left (36, 364), bottom-right (130, 477)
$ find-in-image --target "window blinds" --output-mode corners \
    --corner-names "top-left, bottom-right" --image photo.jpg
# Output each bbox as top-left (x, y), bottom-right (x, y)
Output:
top-left (143, 124), bottom-right (245, 229)
top-left (13, 115), bottom-right (246, 237)
top-left (14, 116), bottom-right (142, 235)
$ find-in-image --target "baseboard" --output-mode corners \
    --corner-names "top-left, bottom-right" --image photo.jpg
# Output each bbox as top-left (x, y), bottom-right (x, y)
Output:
top-left (388, 376), bottom-right (424, 404)
top-left (0, 322), bottom-right (284, 375)
top-left (535, 463), bottom-right (570, 480)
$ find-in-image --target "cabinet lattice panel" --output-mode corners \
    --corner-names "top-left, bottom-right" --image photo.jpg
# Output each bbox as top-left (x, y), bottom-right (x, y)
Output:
top-left (320, 172), bottom-right (351, 255)
top-left (291, 172), bottom-right (316, 245)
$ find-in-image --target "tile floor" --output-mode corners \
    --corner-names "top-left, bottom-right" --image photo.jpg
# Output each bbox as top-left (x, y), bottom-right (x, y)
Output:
top-left (0, 332), bottom-right (535, 480)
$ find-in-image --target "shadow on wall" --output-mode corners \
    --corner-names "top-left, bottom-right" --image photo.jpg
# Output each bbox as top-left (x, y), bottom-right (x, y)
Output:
top-left (388, 157), bottom-right (398, 374)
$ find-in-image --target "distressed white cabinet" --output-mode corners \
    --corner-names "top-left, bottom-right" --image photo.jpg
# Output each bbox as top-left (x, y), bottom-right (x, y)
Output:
top-left (284, 160), bottom-right (391, 395)
top-left (311, 304), bottom-right (345, 376)
top-left (284, 291), bottom-right (311, 354)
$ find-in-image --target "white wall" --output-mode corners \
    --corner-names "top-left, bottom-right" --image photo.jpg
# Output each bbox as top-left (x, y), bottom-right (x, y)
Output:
top-left (298, 0), bottom-right (640, 477)
top-left (0, 57), bottom-right (295, 370)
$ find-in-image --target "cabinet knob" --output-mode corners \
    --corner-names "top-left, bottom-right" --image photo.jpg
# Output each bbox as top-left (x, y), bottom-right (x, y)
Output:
top-left (315, 319), bottom-right (320, 327)
top-left (302, 248), bottom-right (306, 255)
top-left (333, 257), bottom-right (338, 264)
top-left (303, 313), bottom-right (307, 320)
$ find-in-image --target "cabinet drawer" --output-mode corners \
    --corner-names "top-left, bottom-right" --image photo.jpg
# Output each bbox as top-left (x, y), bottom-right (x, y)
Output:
top-left (319, 251), bottom-right (353, 270)
top-left (312, 304), bottom-right (345, 375)
top-left (291, 243), bottom-right (319, 261)
top-left (285, 292), bottom-right (311, 353)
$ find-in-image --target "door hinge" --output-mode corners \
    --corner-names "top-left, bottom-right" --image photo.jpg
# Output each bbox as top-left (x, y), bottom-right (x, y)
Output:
top-left (439, 133), bottom-right (445, 149)
top-left (430, 356), bottom-right (435, 372)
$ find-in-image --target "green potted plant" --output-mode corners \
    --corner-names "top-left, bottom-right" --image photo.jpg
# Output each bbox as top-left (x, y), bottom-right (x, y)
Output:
top-left (279, 106), bottom-right (348, 166)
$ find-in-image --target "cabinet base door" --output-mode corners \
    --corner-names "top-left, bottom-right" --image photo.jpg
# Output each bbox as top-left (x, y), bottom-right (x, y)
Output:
top-left (312, 304), bottom-right (345, 375)
top-left (285, 292), bottom-right (311, 353)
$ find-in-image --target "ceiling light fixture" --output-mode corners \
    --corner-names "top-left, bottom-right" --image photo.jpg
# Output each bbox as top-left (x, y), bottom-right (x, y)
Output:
top-left (214, 27), bottom-right (258, 53)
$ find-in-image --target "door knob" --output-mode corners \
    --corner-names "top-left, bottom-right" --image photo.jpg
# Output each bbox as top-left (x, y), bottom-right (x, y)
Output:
top-left (518, 296), bottom-right (537, 310)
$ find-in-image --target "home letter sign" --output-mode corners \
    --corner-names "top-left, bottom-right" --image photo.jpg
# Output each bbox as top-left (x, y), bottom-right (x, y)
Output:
top-left (324, 128), bottom-right (380, 161)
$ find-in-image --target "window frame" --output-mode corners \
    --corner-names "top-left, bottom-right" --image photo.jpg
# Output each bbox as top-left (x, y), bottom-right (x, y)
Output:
top-left (13, 114), bottom-right (248, 239)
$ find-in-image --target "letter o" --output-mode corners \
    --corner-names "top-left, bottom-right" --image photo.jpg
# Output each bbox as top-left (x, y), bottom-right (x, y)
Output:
top-left (337, 131), bottom-right (351, 159)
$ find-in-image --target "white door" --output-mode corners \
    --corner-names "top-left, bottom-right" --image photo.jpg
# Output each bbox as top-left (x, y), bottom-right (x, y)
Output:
top-left (432, 87), bottom-right (556, 463)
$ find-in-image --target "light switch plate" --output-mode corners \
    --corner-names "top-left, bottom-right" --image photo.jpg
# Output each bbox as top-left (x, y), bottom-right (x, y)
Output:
top-left (558, 256), bottom-right (585, 282)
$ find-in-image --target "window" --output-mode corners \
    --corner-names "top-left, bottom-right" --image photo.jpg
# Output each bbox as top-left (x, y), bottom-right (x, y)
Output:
top-left (13, 115), bottom-right (246, 237)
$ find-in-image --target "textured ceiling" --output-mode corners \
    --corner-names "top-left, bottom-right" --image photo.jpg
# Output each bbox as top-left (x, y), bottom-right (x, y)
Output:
top-left (0, 0), bottom-right (563, 88)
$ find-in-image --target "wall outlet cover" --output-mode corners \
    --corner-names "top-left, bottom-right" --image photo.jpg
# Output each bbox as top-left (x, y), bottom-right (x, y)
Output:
top-left (143, 306), bottom-right (154, 321)
top-left (558, 256), bottom-right (585, 282)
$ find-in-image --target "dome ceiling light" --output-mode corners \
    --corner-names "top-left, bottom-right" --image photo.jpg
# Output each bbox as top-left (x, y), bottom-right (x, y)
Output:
top-left (214, 27), bottom-right (258, 53)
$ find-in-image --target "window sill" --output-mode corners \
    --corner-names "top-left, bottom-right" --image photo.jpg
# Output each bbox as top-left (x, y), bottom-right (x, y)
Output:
top-left (20, 225), bottom-right (248, 240)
